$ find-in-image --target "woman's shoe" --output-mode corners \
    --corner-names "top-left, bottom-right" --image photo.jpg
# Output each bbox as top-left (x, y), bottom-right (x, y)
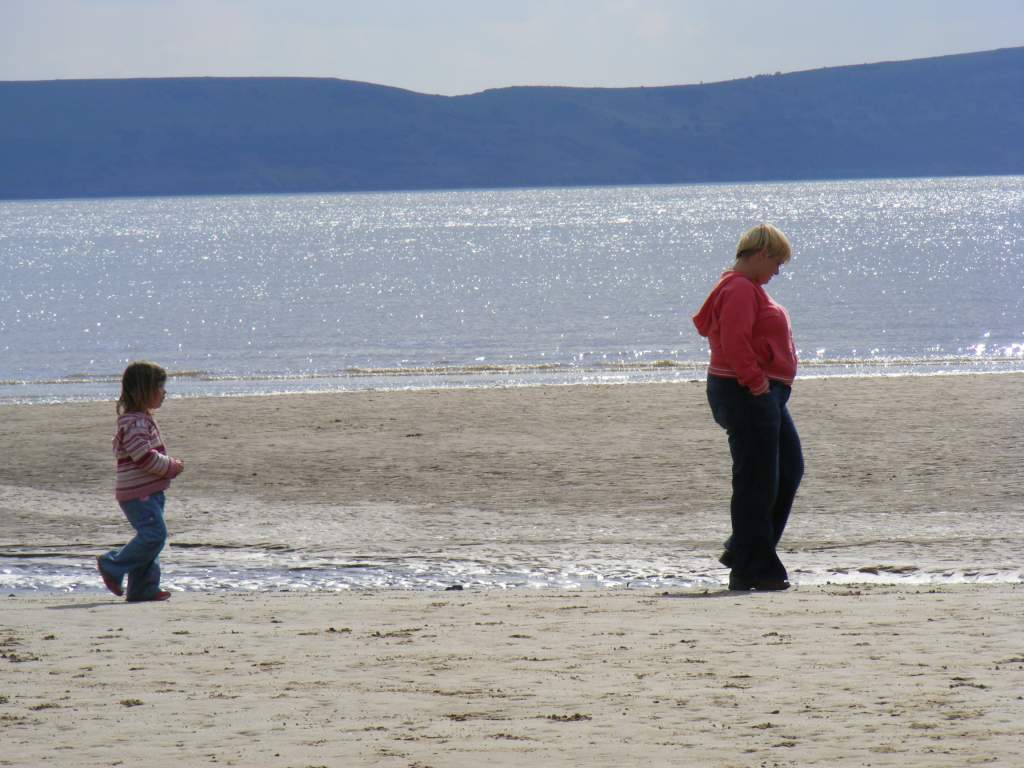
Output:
top-left (127, 590), bottom-right (171, 603)
top-left (728, 576), bottom-right (790, 591)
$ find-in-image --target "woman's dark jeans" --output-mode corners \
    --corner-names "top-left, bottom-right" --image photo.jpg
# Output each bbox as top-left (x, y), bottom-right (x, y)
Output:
top-left (706, 375), bottom-right (803, 582)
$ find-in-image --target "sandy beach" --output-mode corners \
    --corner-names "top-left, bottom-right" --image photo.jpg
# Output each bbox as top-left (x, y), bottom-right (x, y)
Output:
top-left (3, 586), bottom-right (1023, 767)
top-left (2, 374), bottom-right (1024, 764)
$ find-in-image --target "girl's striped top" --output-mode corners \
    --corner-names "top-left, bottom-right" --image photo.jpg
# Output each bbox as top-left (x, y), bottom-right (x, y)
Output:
top-left (113, 411), bottom-right (180, 501)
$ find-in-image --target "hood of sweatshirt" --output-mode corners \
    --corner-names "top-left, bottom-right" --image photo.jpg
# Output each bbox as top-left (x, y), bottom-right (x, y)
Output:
top-left (692, 271), bottom-right (748, 337)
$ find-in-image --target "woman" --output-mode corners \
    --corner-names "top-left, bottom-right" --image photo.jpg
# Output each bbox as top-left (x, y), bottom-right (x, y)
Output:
top-left (692, 223), bottom-right (803, 591)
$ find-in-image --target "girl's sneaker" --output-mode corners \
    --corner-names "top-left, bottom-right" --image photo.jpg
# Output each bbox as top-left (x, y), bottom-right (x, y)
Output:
top-left (96, 558), bottom-right (124, 596)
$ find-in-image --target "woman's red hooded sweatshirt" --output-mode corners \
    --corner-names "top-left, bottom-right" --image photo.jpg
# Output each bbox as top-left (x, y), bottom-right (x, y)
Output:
top-left (692, 271), bottom-right (797, 396)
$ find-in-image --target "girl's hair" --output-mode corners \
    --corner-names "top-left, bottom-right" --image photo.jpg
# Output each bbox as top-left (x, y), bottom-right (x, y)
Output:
top-left (118, 361), bottom-right (167, 414)
top-left (736, 223), bottom-right (792, 263)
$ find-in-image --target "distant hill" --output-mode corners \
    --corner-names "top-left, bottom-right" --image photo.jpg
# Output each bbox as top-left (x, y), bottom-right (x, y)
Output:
top-left (1, 47), bottom-right (1022, 200)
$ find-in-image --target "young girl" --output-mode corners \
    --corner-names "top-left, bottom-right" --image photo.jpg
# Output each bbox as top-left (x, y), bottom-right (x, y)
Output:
top-left (97, 361), bottom-right (184, 602)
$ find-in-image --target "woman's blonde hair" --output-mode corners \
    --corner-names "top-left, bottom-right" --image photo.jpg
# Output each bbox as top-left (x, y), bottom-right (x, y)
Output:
top-left (118, 361), bottom-right (167, 414)
top-left (736, 223), bottom-right (791, 263)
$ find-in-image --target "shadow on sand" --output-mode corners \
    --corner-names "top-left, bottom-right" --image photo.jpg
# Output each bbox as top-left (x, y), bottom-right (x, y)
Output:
top-left (45, 600), bottom-right (127, 610)
top-left (658, 589), bottom-right (747, 599)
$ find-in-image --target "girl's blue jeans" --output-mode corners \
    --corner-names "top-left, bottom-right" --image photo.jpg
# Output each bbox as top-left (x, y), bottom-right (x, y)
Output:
top-left (98, 491), bottom-right (167, 601)
top-left (706, 376), bottom-right (804, 583)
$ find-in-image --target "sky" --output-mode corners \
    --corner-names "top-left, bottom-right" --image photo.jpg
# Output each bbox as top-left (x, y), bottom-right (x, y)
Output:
top-left (1, 0), bottom-right (1021, 95)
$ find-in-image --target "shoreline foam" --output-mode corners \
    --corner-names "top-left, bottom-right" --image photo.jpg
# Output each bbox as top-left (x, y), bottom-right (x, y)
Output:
top-left (3, 356), bottom-right (1024, 405)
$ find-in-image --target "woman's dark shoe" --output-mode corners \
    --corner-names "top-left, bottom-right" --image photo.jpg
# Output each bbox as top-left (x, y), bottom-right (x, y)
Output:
top-left (718, 536), bottom-right (735, 568)
top-left (728, 576), bottom-right (790, 592)
top-left (127, 590), bottom-right (171, 603)
top-left (96, 558), bottom-right (124, 596)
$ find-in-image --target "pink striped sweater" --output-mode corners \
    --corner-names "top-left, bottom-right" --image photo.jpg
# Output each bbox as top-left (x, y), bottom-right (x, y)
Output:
top-left (113, 411), bottom-right (181, 501)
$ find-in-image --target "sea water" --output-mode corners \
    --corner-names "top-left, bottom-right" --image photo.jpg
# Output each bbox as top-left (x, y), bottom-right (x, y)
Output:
top-left (1, 176), bottom-right (1022, 402)
top-left (1, 176), bottom-right (1022, 592)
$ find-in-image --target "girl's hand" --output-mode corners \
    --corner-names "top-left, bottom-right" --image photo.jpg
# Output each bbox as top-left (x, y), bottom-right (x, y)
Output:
top-left (171, 458), bottom-right (185, 477)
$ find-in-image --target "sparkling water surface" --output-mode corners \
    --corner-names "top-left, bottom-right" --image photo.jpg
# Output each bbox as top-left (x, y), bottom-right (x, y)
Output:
top-left (2, 176), bottom-right (1022, 403)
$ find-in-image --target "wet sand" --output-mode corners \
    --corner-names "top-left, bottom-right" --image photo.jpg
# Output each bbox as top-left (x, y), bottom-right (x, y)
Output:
top-left (2, 374), bottom-right (1023, 552)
